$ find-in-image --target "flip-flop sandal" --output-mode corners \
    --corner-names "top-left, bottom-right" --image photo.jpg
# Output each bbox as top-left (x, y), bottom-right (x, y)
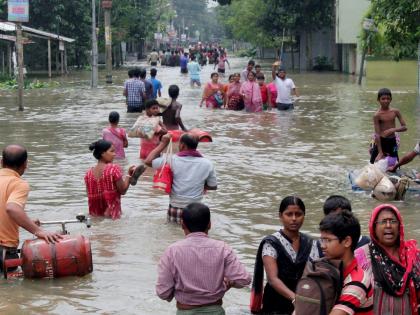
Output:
top-left (130, 165), bottom-right (146, 186)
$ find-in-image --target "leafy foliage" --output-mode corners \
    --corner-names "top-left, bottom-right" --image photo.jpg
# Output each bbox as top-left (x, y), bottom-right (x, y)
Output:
top-left (369, 0), bottom-right (420, 59)
top-left (216, 0), bottom-right (334, 48)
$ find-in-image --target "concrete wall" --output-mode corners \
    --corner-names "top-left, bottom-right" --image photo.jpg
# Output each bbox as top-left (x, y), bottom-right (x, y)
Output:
top-left (299, 28), bottom-right (339, 71)
top-left (336, 0), bottom-right (370, 44)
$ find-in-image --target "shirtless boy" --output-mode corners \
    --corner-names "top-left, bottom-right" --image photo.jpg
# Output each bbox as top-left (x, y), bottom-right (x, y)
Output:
top-left (161, 85), bottom-right (187, 131)
top-left (370, 88), bottom-right (407, 164)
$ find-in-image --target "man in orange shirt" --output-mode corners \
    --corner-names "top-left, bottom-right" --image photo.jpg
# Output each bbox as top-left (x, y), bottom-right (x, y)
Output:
top-left (0, 144), bottom-right (62, 270)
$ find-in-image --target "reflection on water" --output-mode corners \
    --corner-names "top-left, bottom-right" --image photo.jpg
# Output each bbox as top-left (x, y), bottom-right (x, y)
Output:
top-left (0, 57), bottom-right (419, 314)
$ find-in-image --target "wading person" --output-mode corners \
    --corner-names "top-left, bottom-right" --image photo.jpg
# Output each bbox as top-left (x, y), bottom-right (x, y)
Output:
top-left (0, 145), bottom-right (62, 270)
top-left (226, 73), bottom-right (244, 110)
top-left (240, 71), bottom-right (262, 112)
top-left (156, 202), bottom-right (251, 314)
top-left (102, 111), bottom-right (128, 160)
top-left (201, 73), bottom-right (224, 109)
top-left (187, 55), bottom-right (202, 88)
top-left (148, 48), bottom-right (159, 67)
top-left (123, 68), bottom-right (146, 113)
top-left (251, 196), bottom-right (321, 314)
top-left (144, 134), bottom-right (217, 223)
top-left (241, 60), bottom-right (255, 82)
top-left (370, 88), bottom-right (407, 165)
top-left (271, 63), bottom-right (298, 111)
top-left (320, 211), bottom-right (373, 315)
top-left (150, 68), bottom-right (162, 99)
top-left (355, 204), bottom-right (419, 315)
top-left (161, 85), bottom-right (187, 131)
top-left (84, 140), bottom-right (144, 220)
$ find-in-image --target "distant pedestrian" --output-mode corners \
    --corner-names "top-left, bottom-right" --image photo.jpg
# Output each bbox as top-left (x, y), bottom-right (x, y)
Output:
top-left (150, 68), bottom-right (162, 99)
top-left (102, 111), bottom-right (128, 160)
top-left (180, 52), bottom-right (189, 74)
top-left (226, 73), bottom-right (244, 110)
top-left (240, 71), bottom-right (262, 112)
top-left (214, 52), bottom-right (230, 75)
top-left (123, 68), bottom-right (146, 113)
top-left (271, 62), bottom-right (298, 110)
top-left (148, 48), bottom-right (159, 67)
top-left (256, 73), bottom-right (270, 110)
top-left (156, 202), bottom-right (251, 314)
top-left (187, 55), bottom-right (201, 88)
top-left (139, 68), bottom-right (154, 101)
top-left (241, 60), bottom-right (255, 82)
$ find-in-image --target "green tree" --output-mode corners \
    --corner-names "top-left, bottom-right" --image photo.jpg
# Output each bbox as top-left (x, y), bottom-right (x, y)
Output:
top-left (370, 0), bottom-right (419, 59)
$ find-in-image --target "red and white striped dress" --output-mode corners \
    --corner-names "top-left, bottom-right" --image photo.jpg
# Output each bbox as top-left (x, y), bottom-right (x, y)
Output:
top-left (84, 163), bottom-right (123, 220)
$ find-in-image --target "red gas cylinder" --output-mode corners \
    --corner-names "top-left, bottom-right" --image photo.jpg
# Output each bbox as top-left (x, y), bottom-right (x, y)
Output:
top-left (18, 234), bottom-right (92, 278)
top-left (168, 129), bottom-right (213, 143)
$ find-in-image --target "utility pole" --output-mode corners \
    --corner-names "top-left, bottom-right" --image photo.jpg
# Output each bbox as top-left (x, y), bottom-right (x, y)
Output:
top-left (91, 0), bottom-right (98, 88)
top-left (16, 23), bottom-right (24, 111)
top-left (102, 0), bottom-right (112, 84)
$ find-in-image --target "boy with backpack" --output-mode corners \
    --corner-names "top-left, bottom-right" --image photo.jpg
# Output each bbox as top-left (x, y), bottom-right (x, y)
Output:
top-left (319, 211), bottom-right (373, 315)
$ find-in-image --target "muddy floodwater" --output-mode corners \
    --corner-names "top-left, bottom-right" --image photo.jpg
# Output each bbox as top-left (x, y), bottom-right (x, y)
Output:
top-left (0, 57), bottom-right (419, 314)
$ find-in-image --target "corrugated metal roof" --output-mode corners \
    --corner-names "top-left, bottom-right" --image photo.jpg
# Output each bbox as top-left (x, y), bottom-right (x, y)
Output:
top-left (0, 21), bottom-right (75, 43)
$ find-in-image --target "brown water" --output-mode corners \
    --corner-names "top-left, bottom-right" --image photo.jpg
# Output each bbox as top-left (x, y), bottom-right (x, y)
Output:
top-left (0, 57), bottom-right (419, 314)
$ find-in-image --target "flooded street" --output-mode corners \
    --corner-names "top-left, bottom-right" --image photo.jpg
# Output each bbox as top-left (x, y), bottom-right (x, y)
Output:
top-left (0, 57), bottom-right (419, 314)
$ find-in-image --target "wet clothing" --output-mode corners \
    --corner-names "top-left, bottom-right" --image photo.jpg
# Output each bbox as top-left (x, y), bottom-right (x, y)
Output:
top-left (167, 204), bottom-right (183, 224)
top-left (84, 163), bottom-right (123, 220)
top-left (180, 56), bottom-right (188, 73)
top-left (152, 152), bottom-right (217, 209)
top-left (102, 127), bottom-right (127, 159)
top-left (124, 78), bottom-right (145, 112)
top-left (150, 77), bottom-right (162, 99)
top-left (142, 79), bottom-right (154, 100)
top-left (369, 136), bottom-right (399, 164)
top-left (267, 82), bottom-right (277, 108)
top-left (226, 82), bottom-right (244, 111)
top-left (156, 232), bottom-right (251, 307)
top-left (0, 168), bottom-right (30, 248)
top-left (240, 81), bottom-right (262, 112)
top-left (251, 231), bottom-right (320, 314)
top-left (332, 258), bottom-right (374, 315)
top-left (203, 82), bottom-right (224, 109)
top-left (176, 305), bottom-right (225, 315)
top-left (355, 204), bottom-right (420, 315)
top-left (187, 61), bottom-right (201, 82)
top-left (274, 77), bottom-right (295, 104)
top-left (276, 103), bottom-right (294, 110)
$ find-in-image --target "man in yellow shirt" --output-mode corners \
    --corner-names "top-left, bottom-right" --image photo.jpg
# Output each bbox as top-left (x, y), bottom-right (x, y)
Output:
top-left (0, 144), bottom-right (62, 270)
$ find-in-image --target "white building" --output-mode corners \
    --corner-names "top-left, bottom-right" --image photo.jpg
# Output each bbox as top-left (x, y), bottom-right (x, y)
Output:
top-left (335, 0), bottom-right (370, 75)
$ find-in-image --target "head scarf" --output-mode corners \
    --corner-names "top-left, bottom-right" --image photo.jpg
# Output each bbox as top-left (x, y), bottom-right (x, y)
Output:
top-left (369, 204), bottom-right (420, 315)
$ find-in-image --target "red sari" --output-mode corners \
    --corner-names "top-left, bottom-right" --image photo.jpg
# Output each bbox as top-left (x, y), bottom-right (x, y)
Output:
top-left (84, 163), bottom-right (123, 220)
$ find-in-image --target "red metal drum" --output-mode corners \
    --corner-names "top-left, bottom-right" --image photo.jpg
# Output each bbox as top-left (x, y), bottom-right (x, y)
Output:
top-left (19, 234), bottom-right (92, 278)
top-left (167, 129), bottom-right (213, 143)
top-left (189, 128), bottom-right (212, 142)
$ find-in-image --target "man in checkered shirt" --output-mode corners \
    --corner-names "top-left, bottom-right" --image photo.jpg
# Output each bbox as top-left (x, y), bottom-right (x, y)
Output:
top-left (124, 68), bottom-right (146, 113)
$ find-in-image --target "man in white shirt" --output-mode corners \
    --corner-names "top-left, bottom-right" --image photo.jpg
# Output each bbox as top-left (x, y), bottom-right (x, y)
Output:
top-left (271, 62), bottom-right (299, 110)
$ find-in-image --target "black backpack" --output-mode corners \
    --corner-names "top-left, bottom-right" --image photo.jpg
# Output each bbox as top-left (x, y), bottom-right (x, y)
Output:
top-left (294, 258), bottom-right (343, 315)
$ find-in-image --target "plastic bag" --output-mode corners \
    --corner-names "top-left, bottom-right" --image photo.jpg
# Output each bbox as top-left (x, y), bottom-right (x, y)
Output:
top-left (355, 164), bottom-right (385, 190)
top-left (128, 115), bottom-right (160, 139)
top-left (152, 139), bottom-right (173, 194)
top-left (372, 176), bottom-right (396, 201)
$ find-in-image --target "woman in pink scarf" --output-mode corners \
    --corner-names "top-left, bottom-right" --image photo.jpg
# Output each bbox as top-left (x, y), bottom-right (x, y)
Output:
top-left (240, 71), bottom-right (262, 112)
top-left (355, 204), bottom-right (420, 315)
